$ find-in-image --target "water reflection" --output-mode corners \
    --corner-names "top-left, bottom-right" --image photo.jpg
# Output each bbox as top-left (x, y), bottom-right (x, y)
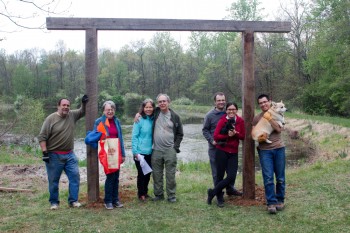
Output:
top-left (75, 124), bottom-right (309, 171)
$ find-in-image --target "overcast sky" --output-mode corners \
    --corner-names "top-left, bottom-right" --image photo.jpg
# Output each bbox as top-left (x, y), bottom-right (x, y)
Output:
top-left (1, 0), bottom-right (281, 53)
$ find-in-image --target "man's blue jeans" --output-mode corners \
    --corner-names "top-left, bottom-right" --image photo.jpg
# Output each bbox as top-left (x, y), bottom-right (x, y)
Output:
top-left (258, 147), bottom-right (286, 205)
top-left (45, 152), bottom-right (80, 205)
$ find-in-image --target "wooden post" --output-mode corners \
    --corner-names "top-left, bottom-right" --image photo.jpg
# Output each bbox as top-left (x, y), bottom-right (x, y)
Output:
top-left (85, 28), bottom-right (99, 202)
top-left (242, 31), bottom-right (256, 199)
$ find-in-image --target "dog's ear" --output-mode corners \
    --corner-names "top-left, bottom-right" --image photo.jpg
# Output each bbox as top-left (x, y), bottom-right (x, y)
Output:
top-left (281, 100), bottom-right (283, 103)
top-left (271, 101), bottom-right (276, 107)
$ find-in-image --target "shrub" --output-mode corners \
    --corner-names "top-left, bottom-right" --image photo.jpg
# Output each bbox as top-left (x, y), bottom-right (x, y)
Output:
top-left (172, 97), bottom-right (195, 105)
top-left (124, 93), bottom-right (145, 117)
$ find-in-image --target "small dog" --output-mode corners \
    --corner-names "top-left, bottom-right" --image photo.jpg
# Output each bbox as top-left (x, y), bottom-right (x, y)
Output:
top-left (252, 101), bottom-right (287, 143)
top-left (217, 118), bottom-right (236, 145)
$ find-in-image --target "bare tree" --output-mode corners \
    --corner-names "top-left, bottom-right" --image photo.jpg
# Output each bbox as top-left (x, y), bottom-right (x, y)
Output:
top-left (0, 0), bottom-right (71, 31)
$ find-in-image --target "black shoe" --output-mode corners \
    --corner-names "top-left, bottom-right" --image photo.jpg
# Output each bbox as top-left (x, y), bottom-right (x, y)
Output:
top-left (167, 197), bottom-right (176, 203)
top-left (207, 188), bottom-right (215, 205)
top-left (152, 195), bottom-right (164, 201)
top-left (217, 200), bottom-right (224, 208)
top-left (112, 201), bottom-right (124, 208)
top-left (226, 189), bottom-right (243, 196)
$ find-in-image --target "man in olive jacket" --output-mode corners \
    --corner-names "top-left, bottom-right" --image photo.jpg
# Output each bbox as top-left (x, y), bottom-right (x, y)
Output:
top-left (152, 93), bottom-right (183, 203)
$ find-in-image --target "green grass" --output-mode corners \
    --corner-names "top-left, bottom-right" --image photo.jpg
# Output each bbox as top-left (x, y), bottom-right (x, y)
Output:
top-left (0, 144), bottom-right (41, 164)
top-left (286, 111), bottom-right (350, 128)
top-left (1, 159), bottom-right (350, 232)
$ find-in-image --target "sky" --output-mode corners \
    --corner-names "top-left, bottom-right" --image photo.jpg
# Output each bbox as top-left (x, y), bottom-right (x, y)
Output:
top-left (1, 0), bottom-right (281, 54)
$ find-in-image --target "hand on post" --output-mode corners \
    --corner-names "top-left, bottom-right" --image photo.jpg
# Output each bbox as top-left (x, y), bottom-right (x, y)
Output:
top-left (81, 94), bottom-right (89, 104)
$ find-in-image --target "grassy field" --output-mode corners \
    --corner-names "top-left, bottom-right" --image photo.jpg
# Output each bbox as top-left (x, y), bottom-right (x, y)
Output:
top-left (1, 106), bottom-right (350, 232)
top-left (0, 156), bottom-right (349, 232)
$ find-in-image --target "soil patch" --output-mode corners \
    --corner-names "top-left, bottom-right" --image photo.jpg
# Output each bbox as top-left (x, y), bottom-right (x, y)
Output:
top-left (0, 164), bottom-right (266, 208)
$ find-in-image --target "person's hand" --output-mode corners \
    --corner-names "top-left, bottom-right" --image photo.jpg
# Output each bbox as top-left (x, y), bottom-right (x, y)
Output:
top-left (134, 113), bottom-right (141, 123)
top-left (81, 94), bottom-right (89, 104)
top-left (42, 151), bottom-right (49, 163)
top-left (263, 111), bottom-right (272, 121)
top-left (228, 130), bottom-right (235, 137)
top-left (212, 140), bottom-right (217, 146)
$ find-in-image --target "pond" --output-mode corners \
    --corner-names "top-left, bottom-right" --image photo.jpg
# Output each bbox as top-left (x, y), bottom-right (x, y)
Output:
top-left (1, 106), bottom-right (311, 170)
top-left (74, 123), bottom-right (311, 172)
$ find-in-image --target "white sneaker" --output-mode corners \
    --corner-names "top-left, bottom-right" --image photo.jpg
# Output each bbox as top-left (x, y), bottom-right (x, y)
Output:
top-left (50, 204), bottom-right (59, 210)
top-left (69, 201), bottom-right (82, 208)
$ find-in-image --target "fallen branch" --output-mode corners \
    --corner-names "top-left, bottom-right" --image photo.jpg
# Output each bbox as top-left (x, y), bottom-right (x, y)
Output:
top-left (0, 187), bottom-right (34, 193)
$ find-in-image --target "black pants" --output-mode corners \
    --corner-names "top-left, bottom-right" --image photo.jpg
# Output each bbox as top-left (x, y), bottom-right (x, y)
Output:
top-left (134, 154), bottom-right (152, 197)
top-left (212, 149), bottom-right (238, 196)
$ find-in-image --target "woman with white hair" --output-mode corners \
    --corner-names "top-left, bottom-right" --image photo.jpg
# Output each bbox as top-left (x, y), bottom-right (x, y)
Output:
top-left (93, 100), bottom-right (126, 210)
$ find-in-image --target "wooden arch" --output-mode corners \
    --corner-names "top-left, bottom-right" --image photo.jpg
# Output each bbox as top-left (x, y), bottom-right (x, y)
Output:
top-left (46, 17), bottom-right (291, 202)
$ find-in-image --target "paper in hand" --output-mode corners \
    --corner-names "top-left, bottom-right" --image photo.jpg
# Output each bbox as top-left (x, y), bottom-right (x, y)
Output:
top-left (137, 154), bottom-right (153, 175)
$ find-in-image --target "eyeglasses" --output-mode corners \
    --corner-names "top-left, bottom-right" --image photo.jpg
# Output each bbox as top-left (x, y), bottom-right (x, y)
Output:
top-left (258, 101), bottom-right (269, 105)
top-left (227, 108), bottom-right (237, 111)
top-left (158, 100), bottom-right (167, 103)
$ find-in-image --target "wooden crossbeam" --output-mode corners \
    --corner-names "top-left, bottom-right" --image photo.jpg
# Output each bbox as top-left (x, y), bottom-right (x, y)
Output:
top-left (46, 17), bottom-right (291, 33)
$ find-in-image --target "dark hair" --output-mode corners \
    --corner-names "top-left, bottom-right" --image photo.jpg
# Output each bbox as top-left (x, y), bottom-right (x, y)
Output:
top-left (140, 98), bottom-right (155, 118)
top-left (225, 102), bottom-right (238, 110)
top-left (257, 94), bottom-right (270, 103)
top-left (213, 92), bottom-right (225, 101)
top-left (57, 98), bottom-right (70, 106)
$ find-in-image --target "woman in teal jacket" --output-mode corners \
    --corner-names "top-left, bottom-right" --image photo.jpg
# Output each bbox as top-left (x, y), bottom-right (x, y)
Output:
top-left (132, 98), bottom-right (155, 201)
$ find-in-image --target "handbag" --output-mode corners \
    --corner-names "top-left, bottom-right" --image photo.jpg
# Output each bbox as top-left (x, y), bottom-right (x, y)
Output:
top-left (98, 138), bottom-right (122, 174)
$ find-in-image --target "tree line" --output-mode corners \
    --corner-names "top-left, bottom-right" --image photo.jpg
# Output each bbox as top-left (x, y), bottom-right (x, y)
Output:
top-left (0, 0), bottom-right (349, 117)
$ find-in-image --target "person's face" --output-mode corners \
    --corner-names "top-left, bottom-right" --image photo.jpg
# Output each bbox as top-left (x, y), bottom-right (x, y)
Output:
top-left (57, 99), bottom-right (70, 117)
top-left (258, 97), bottom-right (271, 112)
top-left (157, 95), bottom-right (169, 112)
top-left (226, 104), bottom-right (237, 118)
top-left (215, 95), bottom-right (226, 111)
top-left (144, 102), bottom-right (154, 116)
top-left (103, 104), bottom-right (115, 119)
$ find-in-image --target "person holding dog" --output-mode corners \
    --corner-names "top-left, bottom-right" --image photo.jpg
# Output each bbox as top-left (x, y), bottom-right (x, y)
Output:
top-left (202, 92), bottom-right (243, 197)
top-left (207, 102), bottom-right (245, 207)
top-left (252, 94), bottom-right (286, 214)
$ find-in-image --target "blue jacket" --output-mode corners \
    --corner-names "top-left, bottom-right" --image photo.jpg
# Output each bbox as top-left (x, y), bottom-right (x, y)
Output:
top-left (93, 115), bottom-right (126, 157)
top-left (131, 115), bottom-right (154, 156)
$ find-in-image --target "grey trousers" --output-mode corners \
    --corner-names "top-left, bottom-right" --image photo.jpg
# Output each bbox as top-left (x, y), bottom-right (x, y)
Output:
top-left (152, 148), bottom-right (177, 198)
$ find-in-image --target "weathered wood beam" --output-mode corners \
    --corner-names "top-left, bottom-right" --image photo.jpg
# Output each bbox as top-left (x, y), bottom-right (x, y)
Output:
top-left (242, 31), bottom-right (256, 199)
top-left (0, 187), bottom-right (34, 193)
top-left (85, 28), bottom-right (100, 202)
top-left (47, 17), bottom-right (291, 33)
